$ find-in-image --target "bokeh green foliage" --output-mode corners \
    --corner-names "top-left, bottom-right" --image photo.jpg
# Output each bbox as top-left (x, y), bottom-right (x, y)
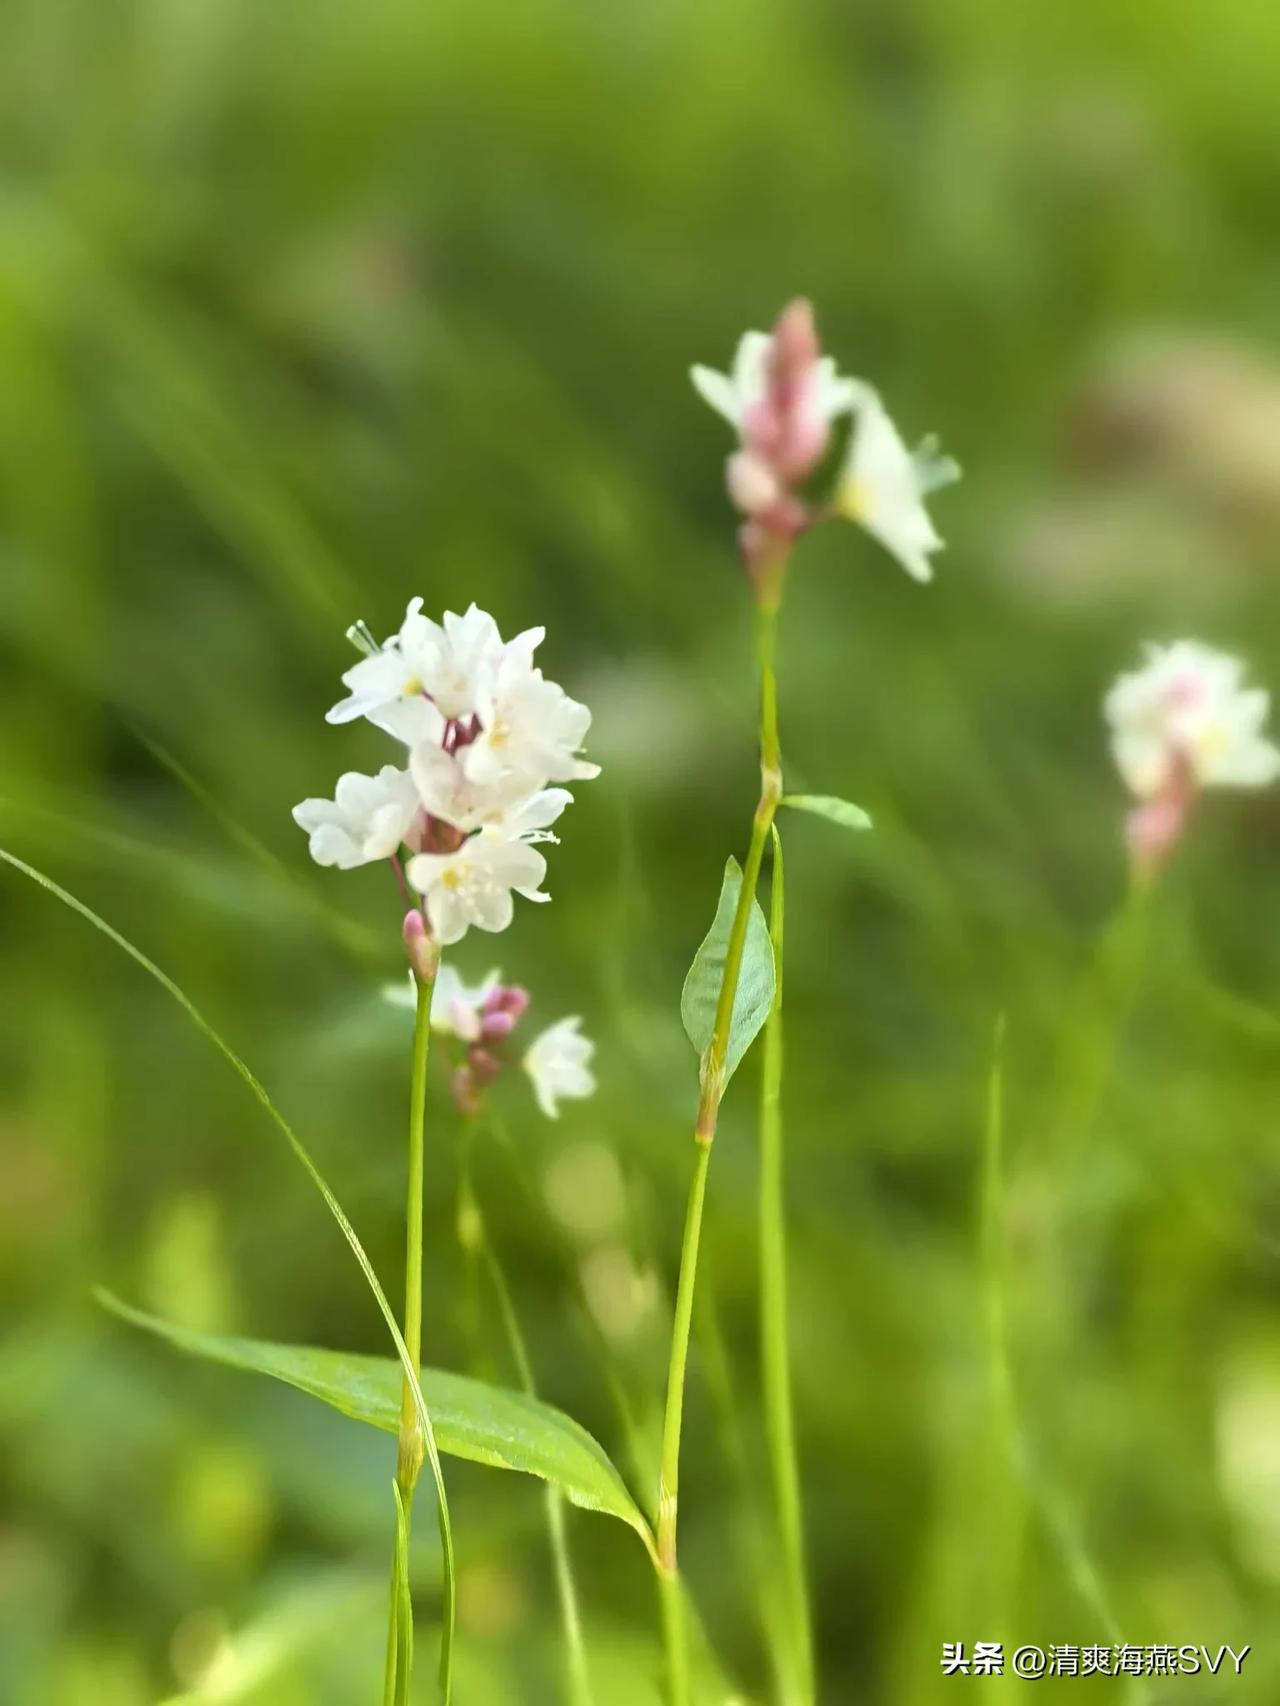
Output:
top-left (3, 0), bottom-right (1280, 1699)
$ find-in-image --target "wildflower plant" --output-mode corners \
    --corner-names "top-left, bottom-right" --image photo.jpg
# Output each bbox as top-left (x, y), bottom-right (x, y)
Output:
top-left (292, 598), bottom-right (602, 1699)
top-left (3, 594), bottom-right (662, 1706)
top-left (663, 300), bottom-right (959, 1704)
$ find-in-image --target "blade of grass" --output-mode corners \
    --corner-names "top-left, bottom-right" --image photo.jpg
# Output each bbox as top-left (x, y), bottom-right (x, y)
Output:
top-left (980, 1015), bottom-right (1146, 1706)
top-left (127, 723), bottom-right (383, 963)
top-left (0, 847), bottom-right (456, 1701)
top-left (460, 1139), bottom-right (594, 1706)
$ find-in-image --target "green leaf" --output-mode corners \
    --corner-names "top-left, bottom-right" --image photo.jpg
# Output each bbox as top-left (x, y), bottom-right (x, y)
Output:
top-left (680, 856), bottom-right (775, 1087)
top-left (780, 794), bottom-right (872, 833)
top-left (98, 1292), bottom-right (658, 1564)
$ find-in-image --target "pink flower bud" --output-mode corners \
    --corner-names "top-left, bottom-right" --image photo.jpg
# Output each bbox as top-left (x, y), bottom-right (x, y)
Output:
top-left (468, 1046), bottom-right (502, 1084)
top-left (485, 985), bottom-right (530, 1021)
top-left (1125, 758), bottom-right (1195, 884)
top-left (402, 909), bottom-right (439, 981)
top-left (481, 1009), bottom-right (517, 1040)
top-left (451, 1065), bottom-right (482, 1117)
top-left (767, 298), bottom-right (830, 482)
top-left (726, 450), bottom-right (783, 516)
top-left (770, 297), bottom-right (819, 376)
top-left (741, 396), bottom-right (783, 458)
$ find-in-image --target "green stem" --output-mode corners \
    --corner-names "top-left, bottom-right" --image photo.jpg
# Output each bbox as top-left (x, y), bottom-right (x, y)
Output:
top-left (656, 1138), bottom-right (713, 1574)
top-left (655, 597), bottom-right (783, 1700)
top-left (759, 825), bottom-right (813, 1704)
top-left (463, 1146), bottom-right (595, 1706)
top-left (383, 956), bottom-right (446, 1705)
top-left (657, 1567), bottom-right (692, 1706)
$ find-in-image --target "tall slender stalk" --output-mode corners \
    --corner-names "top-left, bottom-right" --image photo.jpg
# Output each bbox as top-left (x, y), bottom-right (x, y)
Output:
top-left (461, 1142), bottom-right (595, 1706)
top-left (384, 955), bottom-right (441, 1705)
top-left (759, 825), bottom-right (813, 1704)
top-left (655, 590), bottom-right (785, 1699)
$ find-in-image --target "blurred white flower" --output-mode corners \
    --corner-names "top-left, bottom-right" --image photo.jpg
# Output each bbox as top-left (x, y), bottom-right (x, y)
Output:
top-left (1105, 641), bottom-right (1280, 798)
top-left (691, 331), bottom-right (859, 440)
top-left (542, 1141), bottom-right (626, 1238)
top-left (836, 390), bottom-right (960, 583)
top-left (430, 964), bottom-right (503, 1040)
top-left (523, 1016), bottom-right (596, 1118)
top-left (291, 766), bottom-right (421, 867)
top-left (406, 835), bottom-right (549, 946)
top-left (579, 1244), bottom-right (659, 1342)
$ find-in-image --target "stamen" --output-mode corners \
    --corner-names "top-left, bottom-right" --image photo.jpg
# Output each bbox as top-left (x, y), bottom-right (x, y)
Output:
top-left (345, 618), bottom-right (380, 657)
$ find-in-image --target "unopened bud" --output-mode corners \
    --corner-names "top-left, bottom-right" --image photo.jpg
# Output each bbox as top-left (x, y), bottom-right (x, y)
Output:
top-left (480, 1009), bottom-right (517, 1040)
top-left (457, 1190), bottom-right (484, 1254)
top-left (726, 449), bottom-right (782, 516)
top-left (451, 1065), bottom-right (483, 1117)
top-left (402, 910), bottom-right (439, 981)
top-left (769, 298), bottom-right (829, 481)
top-left (484, 985), bottom-right (530, 1021)
top-left (771, 297), bottom-right (819, 375)
top-left (1126, 790), bottom-right (1191, 885)
top-left (1125, 750), bottom-right (1196, 886)
top-left (468, 1046), bottom-right (502, 1085)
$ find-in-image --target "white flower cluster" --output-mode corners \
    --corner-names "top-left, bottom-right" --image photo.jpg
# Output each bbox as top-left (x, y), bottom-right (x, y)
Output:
top-left (1105, 641), bottom-right (1280, 800)
top-left (385, 964), bottom-right (596, 1119)
top-left (294, 602), bottom-right (599, 944)
top-left (692, 311), bottom-right (960, 583)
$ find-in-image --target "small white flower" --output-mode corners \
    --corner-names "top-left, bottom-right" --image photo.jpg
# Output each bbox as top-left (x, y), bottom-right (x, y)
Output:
top-left (1105, 641), bottom-right (1280, 799)
top-left (326, 599), bottom-right (520, 736)
top-left (292, 766), bottom-right (421, 868)
top-left (430, 964), bottom-right (502, 1040)
top-left (524, 1016), bottom-right (596, 1118)
top-left (410, 742), bottom-right (573, 838)
top-left (691, 331), bottom-right (860, 437)
top-left (326, 598), bottom-right (447, 731)
top-left (464, 644), bottom-right (600, 789)
top-left (836, 390), bottom-right (959, 583)
top-left (405, 835), bottom-right (549, 946)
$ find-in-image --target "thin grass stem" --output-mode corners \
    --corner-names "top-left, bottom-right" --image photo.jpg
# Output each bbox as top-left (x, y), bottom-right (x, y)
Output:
top-left (384, 961), bottom-right (439, 1705)
top-left (759, 825), bottom-right (813, 1704)
top-left (461, 1137), bottom-right (595, 1706)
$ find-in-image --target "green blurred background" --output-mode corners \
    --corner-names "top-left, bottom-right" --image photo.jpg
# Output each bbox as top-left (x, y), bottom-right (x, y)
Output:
top-left (3, 0), bottom-right (1280, 1700)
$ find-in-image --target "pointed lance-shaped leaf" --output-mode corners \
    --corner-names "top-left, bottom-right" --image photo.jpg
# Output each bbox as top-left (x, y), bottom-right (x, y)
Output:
top-left (99, 1292), bottom-right (658, 1565)
top-left (781, 794), bottom-right (872, 833)
top-left (680, 856), bottom-right (775, 1088)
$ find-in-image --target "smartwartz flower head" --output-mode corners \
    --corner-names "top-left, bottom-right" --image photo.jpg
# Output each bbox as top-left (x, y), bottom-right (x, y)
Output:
top-left (294, 600), bottom-right (599, 946)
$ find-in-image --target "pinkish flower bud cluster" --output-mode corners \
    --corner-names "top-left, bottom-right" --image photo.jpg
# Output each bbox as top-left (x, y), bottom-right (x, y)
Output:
top-left (692, 299), bottom-right (862, 591)
top-left (692, 305), bottom-right (959, 592)
top-left (385, 963), bottom-right (598, 1121)
top-left (449, 982), bottom-right (531, 1116)
top-left (1124, 752), bottom-right (1195, 885)
top-left (723, 307), bottom-right (853, 593)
